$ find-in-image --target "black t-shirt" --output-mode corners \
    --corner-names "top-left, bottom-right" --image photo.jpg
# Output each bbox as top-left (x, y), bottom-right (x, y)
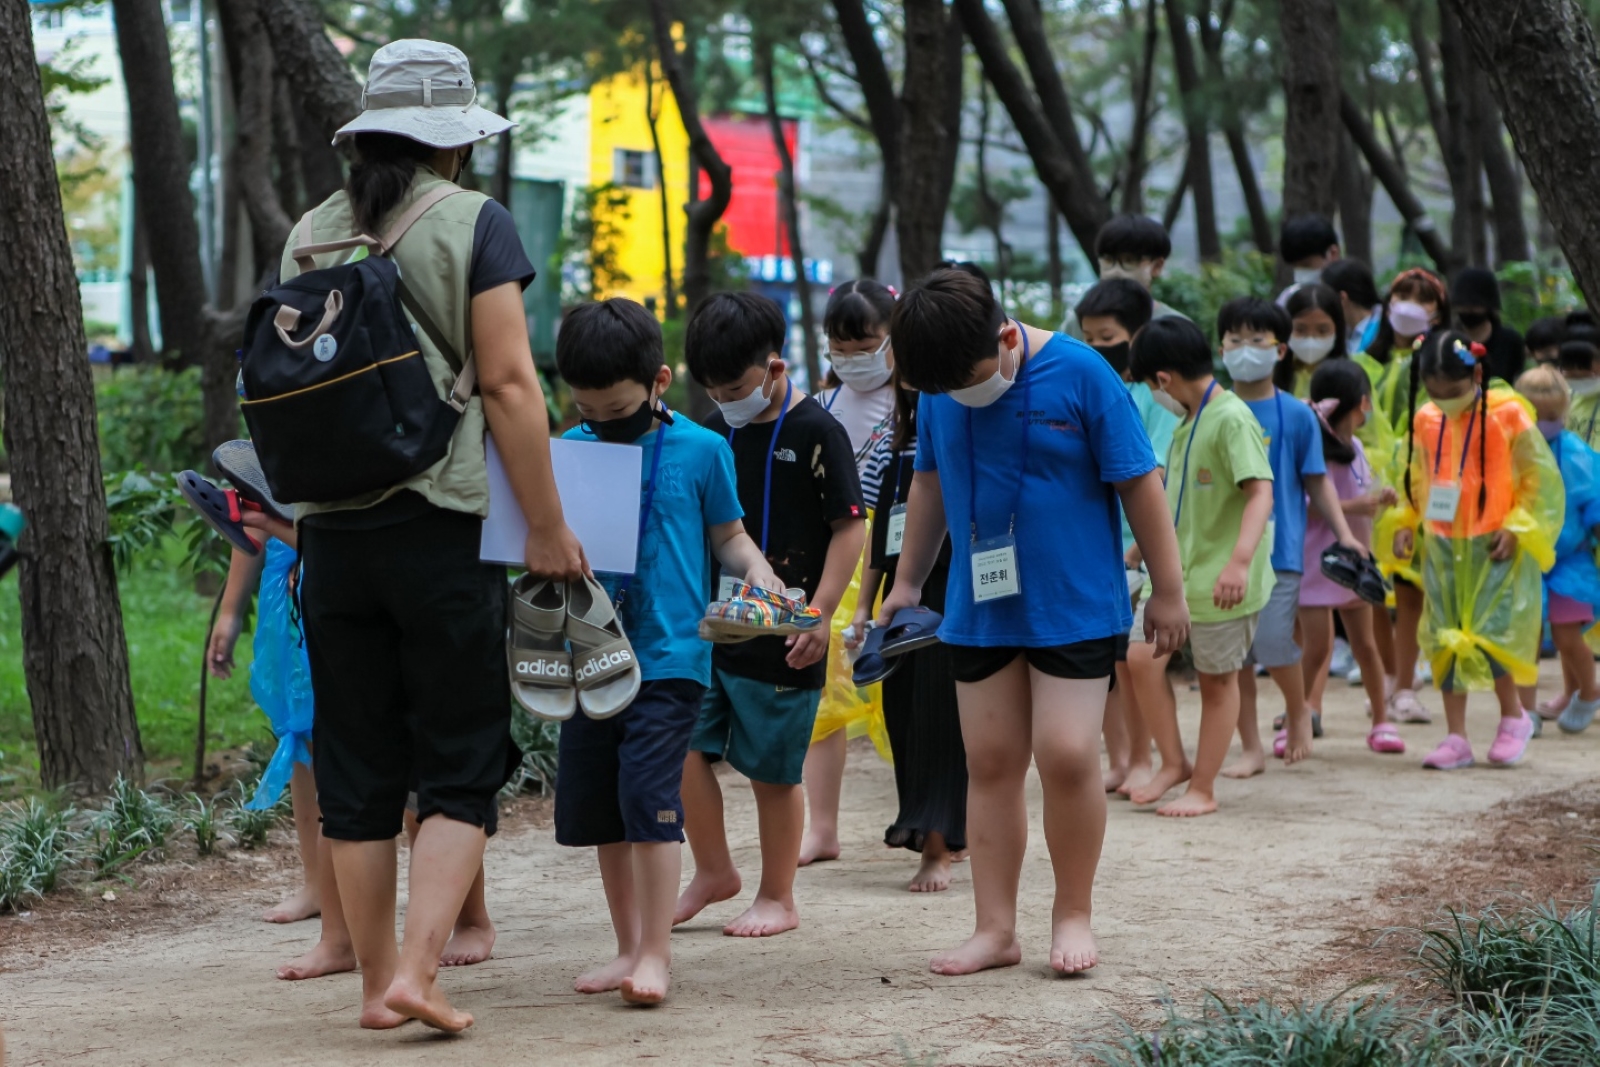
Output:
top-left (1481, 322), bottom-right (1526, 386)
top-left (703, 394), bottom-right (866, 689)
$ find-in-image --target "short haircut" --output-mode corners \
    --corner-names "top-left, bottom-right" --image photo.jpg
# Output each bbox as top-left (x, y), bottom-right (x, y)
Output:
top-left (1130, 315), bottom-right (1214, 383)
top-left (1216, 296), bottom-right (1292, 343)
top-left (1280, 214), bottom-right (1339, 263)
top-left (1525, 316), bottom-right (1567, 352)
top-left (1566, 309), bottom-right (1598, 346)
top-left (1516, 365), bottom-right (1569, 420)
top-left (935, 259), bottom-right (993, 285)
top-left (684, 291), bottom-right (788, 388)
top-left (1559, 339), bottom-right (1597, 374)
top-left (1320, 258), bottom-right (1379, 308)
top-left (889, 269), bottom-right (1006, 393)
top-left (1075, 278), bottom-right (1153, 335)
top-left (555, 299), bottom-right (664, 390)
top-left (1095, 214), bottom-right (1172, 261)
top-left (824, 279), bottom-right (896, 342)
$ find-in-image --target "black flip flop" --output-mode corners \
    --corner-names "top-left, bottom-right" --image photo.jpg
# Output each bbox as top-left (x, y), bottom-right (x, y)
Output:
top-left (212, 440), bottom-right (293, 524)
top-left (176, 471), bottom-right (261, 556)
top-left (879, 607), bottom-right (944, 658)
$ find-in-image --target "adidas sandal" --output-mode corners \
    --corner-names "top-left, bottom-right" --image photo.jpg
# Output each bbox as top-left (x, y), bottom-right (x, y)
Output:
top-left (566, 574), bottom-right (642, 720)
top-left (852, 624), bottom-right (901, 687)
top-left (508, 575), bottom-right (576, 722)
top-left (176, 471), bottom-right (262, 556)
top-left (212, 440), bottom-right (293, 525)
top-left (701, 581), bottom-right (823, 640)
top-left (878, 607), bottom-right (943, 658)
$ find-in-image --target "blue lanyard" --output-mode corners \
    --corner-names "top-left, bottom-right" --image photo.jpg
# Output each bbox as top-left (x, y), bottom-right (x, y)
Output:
top-left (823, 387), bottom-right (840, 413)
top-left (1431, 399), bottom-right (1478, 483)
top-left (963, 323), bottom-right (1032, 543)
top-left (728, 379), bottom-right (793, 553)
top-left (1172, 380), bottom-right (1218, 529)
top-left (1263, 387), bottom-right (1284, 473)
top-left (614, 407), bottom-right (668, 610)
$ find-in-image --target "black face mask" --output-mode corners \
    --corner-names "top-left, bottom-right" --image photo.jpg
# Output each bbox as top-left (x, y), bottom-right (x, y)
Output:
top-left (1091, 341), bottom-right (1131, 375)
top-left (583, 398), bottom-right (668, 444)
top-left (1458, 310), bottom-right (1492, 329)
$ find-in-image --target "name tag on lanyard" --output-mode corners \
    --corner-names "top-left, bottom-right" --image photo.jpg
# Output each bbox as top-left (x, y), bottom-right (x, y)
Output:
top-left (884, 503), bottom-right (907, 557)
top-left (1425, 484), bottom-right (1461, 523)
top-left (971, 534), bottom-right (1020, 602)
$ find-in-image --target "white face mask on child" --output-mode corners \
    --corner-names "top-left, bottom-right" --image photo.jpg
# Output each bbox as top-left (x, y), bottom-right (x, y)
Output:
top-left (1222, 345), bottom-right (1279, 383)
top-left (717, 362), bottom-right (779, 428)
top-left (1289, 335), bottom-right (1336, 364)
top-left (1150, 387), bottom-right (1187, 417)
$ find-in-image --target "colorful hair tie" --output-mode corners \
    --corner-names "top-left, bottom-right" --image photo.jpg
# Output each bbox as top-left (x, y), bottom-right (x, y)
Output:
top-left (1452, 337), bottom-right (1477, 366)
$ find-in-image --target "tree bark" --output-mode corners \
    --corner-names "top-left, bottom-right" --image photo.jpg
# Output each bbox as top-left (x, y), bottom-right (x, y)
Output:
top-left (1164, 0), bottom-right (1218, 261)
top-left (1119, 0), bottom-right (1160, 215)
top-left (0, 2), bottom-right (142, 792)
top-left (128, 208), bottom-right (155, 362)
top-left (832, 0), bottom-right (900, 278)
top-left (896, 0), bottom-right (962, 280)
top-left (761, 42), bottom-right (821, 390)
top-left (1162, 147), bottom-right (1192, 234)
top-left (1279, 0), bottom-right (1342, 225)
top-left (643, 57), bottom-right (677, 316)
top-left (1336, 129), bottom-right (1374, 265)
top-left (1437, 0), bottom-right (1487, 268)
top-left (1340, 90), bottom-right (1453, 272)
top-left (1475, 85), bottom-right (1531, 264)
top-left (218, 0), bottom-right (293, 258)
top-left (1198, 8), bottom-right (1271, 254)
top-left (257, 0), bottom-right (362, 140)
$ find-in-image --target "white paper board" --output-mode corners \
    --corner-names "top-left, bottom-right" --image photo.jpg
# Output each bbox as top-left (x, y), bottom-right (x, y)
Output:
top-left (480, 434), bottom-right (642, 573)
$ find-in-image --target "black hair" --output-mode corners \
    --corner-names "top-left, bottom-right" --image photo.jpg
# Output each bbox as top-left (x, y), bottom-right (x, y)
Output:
top-left (1450, 266), bottom-right (1502, 314)
top-left (1094, 214), bottom-right (1172, 262)
top-left (1525, 316), bottom-right (1567, 354)
top-left (346, 132), bottom-right (442, 235)
top-left (824, 279), bottom-right (896, 342)
top-left (1368, 268), bottom-right (1451, 362)
top-left (554, 298), bottom-right (664, 390)
top-left (1566, 309), bottom-right (1599, 346)
top-left (1129, 315), bottom-right (1214, 383)
top-left (1280, 214), bottom-right (1340, 264)
top-left (1280, 283), bottom-right (1349, 391)
top-left (1320, 258), bottom-right (1381, 309)
top-left (684, 291), bottom-right (788, 388)
top-left (890, 372), bottom-right (918, 453)
top-left (1307, 359), bottom-right (1370, 466)
top-left (890, 269), bottom-right (1006, 393)
top-left (1559, 339), bottom-right (1597, 374)
top-left (1075, 278), bottom-right (1153, 335)
top-left (935, 259), bottom-right (993, 286)
top-left (1216, 296), bottom-right (1291, 345)
top-left (1406, 328), bottom-right (1487, 512)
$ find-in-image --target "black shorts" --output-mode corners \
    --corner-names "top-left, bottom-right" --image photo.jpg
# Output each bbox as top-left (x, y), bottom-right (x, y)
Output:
top-left (301, 506), bottom-right (514, 841)
top-left (948, 636), bottom-right (1125, 685)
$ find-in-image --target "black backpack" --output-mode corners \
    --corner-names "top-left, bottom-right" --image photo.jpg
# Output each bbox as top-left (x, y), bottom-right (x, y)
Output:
top-left (239, 187), bottom-right (477, 505)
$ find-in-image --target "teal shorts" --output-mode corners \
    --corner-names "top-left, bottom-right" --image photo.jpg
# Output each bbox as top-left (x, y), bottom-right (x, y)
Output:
top-left (690, 669), bottom-right (822, 786)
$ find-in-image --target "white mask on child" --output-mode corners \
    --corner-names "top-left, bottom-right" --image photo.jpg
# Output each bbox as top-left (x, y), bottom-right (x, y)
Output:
top-left (1151, 387), bottom-right (1187, 417)
top-left (1570, 377), bottom-right (1600, 397)
top-left (1289, 335), bottom-right (1336, 364)
top-left (1293, 267), bottom-right (1323, 287)
top-left (828, 337), bottom-right (893, 392)
top-left (717, 362), bottom-right (779, 428)
top-left (948, 331), bottom-right (1020, 408)
top-left (1222, 345), bottom-right (1279, 383)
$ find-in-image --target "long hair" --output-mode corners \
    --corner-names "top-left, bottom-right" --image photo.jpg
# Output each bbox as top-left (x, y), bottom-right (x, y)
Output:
top-left (1308, 359), bottom-right (1369, 466)
top-left (890, 371), bottom-right (917, 453)
top-left (824, 279), bottom-right (896, 342)
top-left (1279, 283), bottom-right (1349, 392)
top-left (346, 132), bottom-right (437, 235)
top-left (1407, 329), bottom-right (1488, 512)
top-left (1368, 268), bottom-right (1450, 362)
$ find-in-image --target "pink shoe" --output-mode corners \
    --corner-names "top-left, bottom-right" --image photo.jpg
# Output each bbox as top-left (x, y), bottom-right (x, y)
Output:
top-left (1391, 689), bottom-right (1432, 724)
top-left (1487, 711), bottom-right (1535, 766)
top-left (1535, 693), bottom-right (1572, 720)
top-left (1272, 729), bottom-right (1288, 758)
top-left (1422, 734), bottom-right (1474, 770)
top-left (1367, 723), bottom-right (1406, 754)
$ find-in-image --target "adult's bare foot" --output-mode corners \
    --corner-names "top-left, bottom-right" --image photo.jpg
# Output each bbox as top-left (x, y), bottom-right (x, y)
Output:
top-left (440, 920), bottom-right (495, 967)
top-left (1050, 913), bottom-right (1098, 975)
top-left (1116, 763), bottom-right (1155, 799)
top-left (673, 869), bottom-right (742, 926)
top-left (263, 884), bottom-right (320, 924)
top-left (908, 850), bottom-right (952, 893)
top-left (929, 931), bottom-right (1022, 976)
top-left (574, 954), bottom-right (634, 994)
top-left (384, 975), bottom-right (473, 1034)
top-left (1220, 749), bottom-right (1266, 780)
top-left (1157, 789), bottom-right (1219, 818)
top-left (798, 829), bottom-right (840, 866)
top-left (1128, 761), bottom-right (1191, 805)
top-left (276, 940), bottom-right (356, 981)
top-left (620, 953), bottom-right (669, 1006)
top-left (723, 896), bottom-right (799, 937)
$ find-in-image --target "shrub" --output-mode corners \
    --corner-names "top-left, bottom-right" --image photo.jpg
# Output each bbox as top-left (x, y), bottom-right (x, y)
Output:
top-left (502, 707), bottom-right (560, 798)
top-left (1152, 250), bottom-right (1279, 345)
top-left (182, 795), bottom-right (229, 857)
top-left (228, 801), bottom-right (281, 850)
top-left (95, 366), bottom-right (208, 473)
top-left (0, 797), bottom-right (81, 912)
top-left (87, 775), bottom-right (175, 875)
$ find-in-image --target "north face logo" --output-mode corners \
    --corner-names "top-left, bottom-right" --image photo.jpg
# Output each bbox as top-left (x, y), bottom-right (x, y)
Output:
top-left (517, 659), bottom-right (570, 679)
top-left (773, 448), bottom-right (796, 462)
top-left (575, 649), bottom-right (633, 681)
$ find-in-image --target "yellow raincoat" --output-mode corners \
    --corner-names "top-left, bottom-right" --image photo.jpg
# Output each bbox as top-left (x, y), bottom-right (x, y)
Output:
top-left (1567, 387), bottom-right (1600, 450)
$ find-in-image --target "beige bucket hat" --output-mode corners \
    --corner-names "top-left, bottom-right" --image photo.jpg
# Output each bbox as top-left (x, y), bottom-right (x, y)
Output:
top-left (333, 39), bottom-right (514, 148)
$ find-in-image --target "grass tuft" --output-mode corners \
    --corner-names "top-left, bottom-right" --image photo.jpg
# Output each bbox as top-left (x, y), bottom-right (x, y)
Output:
top-left (87, 775), bottom-right (176, 875)
top-left (0, 796), bottom-right (82, 912)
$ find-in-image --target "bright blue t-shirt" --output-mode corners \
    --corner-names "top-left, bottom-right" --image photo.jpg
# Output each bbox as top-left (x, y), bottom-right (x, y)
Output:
top-left (1242, 388), bottom-right (1326, 574)
top-left (915, 333), bottom-right (1156, 646)
top-left (563, 415), bottom-right (743, 686)
top-left (1122, 380), bottom-right (1181, 555)
top-left (1547, 429), bottom-right (1600, 608)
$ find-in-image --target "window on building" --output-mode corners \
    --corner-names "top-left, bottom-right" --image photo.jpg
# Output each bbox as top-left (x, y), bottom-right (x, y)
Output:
top-left (613, 149), bottom-right (656, 190)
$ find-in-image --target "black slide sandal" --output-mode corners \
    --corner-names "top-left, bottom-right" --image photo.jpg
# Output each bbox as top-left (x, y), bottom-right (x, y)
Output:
top-left (176, 471), bottom-right (262, 556)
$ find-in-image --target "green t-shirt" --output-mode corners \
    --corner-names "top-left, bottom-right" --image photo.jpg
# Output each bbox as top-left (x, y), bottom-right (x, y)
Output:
top-left (1164, 388), bottom-right (1276, 622)
top-left (1569, 389), bottom-right (1600, 449)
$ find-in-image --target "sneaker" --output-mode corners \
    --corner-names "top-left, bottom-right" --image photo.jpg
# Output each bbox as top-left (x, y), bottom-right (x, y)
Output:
top-left (1347, 664), bottom-right (1363, 688)
top-left (1391, 689), bottom-right (1432, 724)
top-left (1535, 692), bottom-right (1574, 719)
top-left (1367, 723), bottom-right (1406, 754)
top-left (1558, 694), bottom-right (1600, 734)
top-left (1423, 734), bottom-right (1475, 770)
top-left (1487, 712), bottom-right (1535, 766)
top-left (1329, 638), bottom-right (1355, 678)
top-left (1416, 660), bottom-right (1434, 689)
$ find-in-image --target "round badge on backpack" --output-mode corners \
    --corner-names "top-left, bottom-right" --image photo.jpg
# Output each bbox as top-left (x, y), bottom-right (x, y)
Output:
top-left (313, 334), bottom-right (338, 362)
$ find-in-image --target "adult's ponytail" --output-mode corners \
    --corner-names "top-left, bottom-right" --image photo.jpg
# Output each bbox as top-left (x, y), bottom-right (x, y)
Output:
top-left (345, 133), bottom-right (436, 235)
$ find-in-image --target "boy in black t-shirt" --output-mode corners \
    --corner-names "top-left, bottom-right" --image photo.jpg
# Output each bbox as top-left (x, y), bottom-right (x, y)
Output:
top-left (674, 292), bottom-right (867, 938)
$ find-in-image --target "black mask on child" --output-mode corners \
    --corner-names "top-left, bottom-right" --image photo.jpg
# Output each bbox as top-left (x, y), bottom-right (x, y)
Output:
top-left (583, 398), bottom-right (669, 443)
top-left (1458, 310), bottom-right (1492, 329)
top-left (1091, 341), bottom-right (1131, 375)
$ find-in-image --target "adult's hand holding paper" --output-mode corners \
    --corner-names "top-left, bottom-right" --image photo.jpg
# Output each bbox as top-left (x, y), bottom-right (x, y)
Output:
top-left (481, 434), bottom-right (643, 574)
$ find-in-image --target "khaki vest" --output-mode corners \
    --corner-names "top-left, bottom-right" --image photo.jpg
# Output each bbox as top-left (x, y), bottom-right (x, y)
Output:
top-left (279, 169), bottom-right (491, 519)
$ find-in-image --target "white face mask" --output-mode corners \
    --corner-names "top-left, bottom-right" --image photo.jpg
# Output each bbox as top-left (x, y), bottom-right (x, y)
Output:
top-left (1099, 258), bottom-right (1154, 288)
top-left (948, 334), bottom-right (1019, 408)
top-left (1570, 377), bottom-right (1600, 397)
top-left (1151, 386), bottom-right (1187, 417)
top-left (1289, 335), bottom-right (1336, 365)
top-left (828, 337), bottom-right (893, 392)
top-left (1293, 267), bottom-right (1323, 287)
top-left (717, 362), bottom-right (779, 428)
top-left (1222, 344), bottom-right (1280, 383)
top-left (1388, 300), bottom-right (1432, 339)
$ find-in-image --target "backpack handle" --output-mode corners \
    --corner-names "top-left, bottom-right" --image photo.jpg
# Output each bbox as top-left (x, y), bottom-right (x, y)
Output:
top-left (274, 290), bottom-right (344, 350)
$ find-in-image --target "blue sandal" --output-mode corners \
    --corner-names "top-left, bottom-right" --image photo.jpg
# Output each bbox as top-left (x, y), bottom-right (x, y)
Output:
top-left (879, 607), bottom-right (944, 658)
top-left (852, 624), bottom-right (901, 686)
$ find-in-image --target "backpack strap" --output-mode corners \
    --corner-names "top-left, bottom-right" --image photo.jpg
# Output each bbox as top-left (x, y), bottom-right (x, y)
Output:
top-left (380, 187), bottom-right (477, 414)
top-left (291, 208), bottom-right (382, 274)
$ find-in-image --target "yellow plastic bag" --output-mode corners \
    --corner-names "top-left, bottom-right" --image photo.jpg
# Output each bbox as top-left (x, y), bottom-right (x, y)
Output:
top-left (810, 516), bottom-right (891, 761)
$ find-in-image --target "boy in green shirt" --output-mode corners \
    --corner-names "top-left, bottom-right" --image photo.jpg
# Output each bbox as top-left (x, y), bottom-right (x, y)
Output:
top-left (1129, 317), bottom-right (1276, 817)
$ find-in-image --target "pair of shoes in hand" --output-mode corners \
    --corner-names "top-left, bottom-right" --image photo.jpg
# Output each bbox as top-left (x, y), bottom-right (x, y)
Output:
top-left (510, 574), bottom-right (640, 722)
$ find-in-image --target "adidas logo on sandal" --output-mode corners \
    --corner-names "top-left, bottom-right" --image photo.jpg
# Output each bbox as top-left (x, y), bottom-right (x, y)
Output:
top-left (517, 660), bottom-right (571, 679)
top-left (575, 649), bottom-right (634, 681)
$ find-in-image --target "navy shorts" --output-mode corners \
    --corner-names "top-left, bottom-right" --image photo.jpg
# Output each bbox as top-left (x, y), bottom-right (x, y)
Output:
top-left (554, 678), bottom-right (706, 847)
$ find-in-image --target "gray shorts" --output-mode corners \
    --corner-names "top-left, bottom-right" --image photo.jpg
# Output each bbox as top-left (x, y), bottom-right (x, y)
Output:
top-left (1245, 570), bottom-right (1303, 669)
top-left (1126, 569), bottom-right (1148, 644)
top-left (1190, 614), bottom-right (1262, 675)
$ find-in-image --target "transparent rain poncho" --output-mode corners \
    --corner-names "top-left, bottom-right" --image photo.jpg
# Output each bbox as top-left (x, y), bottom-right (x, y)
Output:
top-left (246, 539), bottom-right (315, 810)
top-left (1543, 429), bottom-right (1600, 648)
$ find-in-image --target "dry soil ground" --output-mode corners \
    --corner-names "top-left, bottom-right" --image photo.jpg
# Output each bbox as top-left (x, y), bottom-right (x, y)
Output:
top-left (3, 663), bottom-right (1597, 1066)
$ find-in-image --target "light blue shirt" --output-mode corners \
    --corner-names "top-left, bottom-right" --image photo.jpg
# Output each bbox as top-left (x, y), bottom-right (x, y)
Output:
top-left (1123, 380), bottom-right (1181, 556)
top-left (1242, 389), bottom-right (1326, 574)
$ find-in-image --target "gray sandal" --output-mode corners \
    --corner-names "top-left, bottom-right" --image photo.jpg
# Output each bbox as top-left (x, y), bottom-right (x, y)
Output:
top-left (566, 574), bottom-right (641, 720)
top-left (509, 576), bottom-right (577, 721)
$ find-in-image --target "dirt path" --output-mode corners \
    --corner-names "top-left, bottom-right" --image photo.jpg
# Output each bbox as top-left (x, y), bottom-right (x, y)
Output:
top-left (5, 665), bottom-right (1598, 1066)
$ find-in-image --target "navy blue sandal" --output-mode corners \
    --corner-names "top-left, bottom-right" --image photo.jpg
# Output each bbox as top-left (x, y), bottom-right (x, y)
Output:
top-left (852, 624), bottom-right (901, 687)
top-left (176, 471), bottom-right (261, 556)
top-left (878, 607), bottom-right (944, 659)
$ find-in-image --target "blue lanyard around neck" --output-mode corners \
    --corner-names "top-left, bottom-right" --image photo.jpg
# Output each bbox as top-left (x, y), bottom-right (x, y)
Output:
top-left (614, 406), bottom-right (669, 610)
top-left (1432, 399), bottom-right (1479, 483)
top-left (727, 378), bottom-right (794, 554)
top-left (1172, 380), bottom-right (1218, 529)
top-left (1263, 387), bottom-right (1284, 473)
top-left (963, 323), bottom-right (1033, 543)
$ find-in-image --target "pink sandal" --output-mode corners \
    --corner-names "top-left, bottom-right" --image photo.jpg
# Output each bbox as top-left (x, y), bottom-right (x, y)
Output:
top-left (1366, 723), bottom-right (1406, 754)
top-left (1272, 729), bottom-right (1288, 759)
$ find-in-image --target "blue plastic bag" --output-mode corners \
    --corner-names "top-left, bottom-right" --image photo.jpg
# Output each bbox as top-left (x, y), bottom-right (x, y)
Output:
top-left (246, 539), bottom-right (314, 810)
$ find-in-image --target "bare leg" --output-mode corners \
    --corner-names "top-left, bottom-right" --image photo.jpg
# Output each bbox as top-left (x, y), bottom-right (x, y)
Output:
top-left (620, 842), bottom-right (679, 1004)
top-left (1032, 670), bottom-right (1110, 975)
top-left (1116, 662), bottom-right (1154, 795)
top-left (799, 729), bottom-right (845, 865)
top-left (327, 838), bottom-right (407, 1029)
top-left (576, 843), bottom-right (637, 994)
top-left (931, 656), bottom-right (1029, 976)
top-left (1299, 607), bottom-right (1335, 717)
top-left (1371, 602), bottom-right (1397, 678)
top-left (1271, 661), bottom-right (1313, 765)
top-left (1394, 583), bottom-right (1424, 690)
top-left (1553, 623), bottom-right (1600, 701)
top-left (1102, 682), bottom-right (1131, 793)
top-left (277, 827), bottom-right (357, 981)
top-left (1159, 671), bottom-right (1238, 817)
top-left (1341, 606), bottom-right (1390, 724)
top-left (674, 752), bottom-right (741, 925)
top-left (382, 816), bottom-right (486, 1033)
top-left (403, 810), bottom-right (494, 966)
top-left (1125, 645), bottom-right (1189, 804)
top-left (908, 832), bottom-right (954, 893)
top-left (264, 763), bottom-right (322, 923)
top-left (1225, 668), bottom-right (1267, 780)
top-left (723, 782), bottom-right (803, 937)
top-left (1442, 689), bottom-right (1468, 739)
top-left (1493, 673), bottom-right (1523, 720)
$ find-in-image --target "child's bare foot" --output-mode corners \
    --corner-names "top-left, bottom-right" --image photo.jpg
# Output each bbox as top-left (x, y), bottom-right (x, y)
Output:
top-left (1220, 749), bottom-right (1266, 779)
top-left (1116, 764), bottom-right (1155, 799)
top-left (1102, 766), bottom-right (1128, 793)
top-left (574, 954), bottom-right (635, 994)
top-left (383, 974), bottom-right (473, 1033)
top-left (1157, 789), bottom-right (1219, 818)
top-left (798, 829), bottom-right (840, 866)
top-left (1128, 761), bottom-right (1191, 805)
top-left (1049, 913), bottom-right (1099, 975)
top-left (276, 939), bottom-right (356, 981)
top-left (723, 896), bottom-right (799, 937)
top-left (439, 920), bottom-right (495, 967)
top-left (1282, 721), bottom-right (1314, 766)
top-left (359, 998), bottom-right (410, 1030)
top-left (620, 953), bottom-right (669, 1005)
top-left (673, 869), bottom-right (742, 926)
top-left (930, 930), bottom-right (1022, 976)
top-left (262, 885), bottom-right (320, 924)
top-left (908, 850), bottom-right (952, 893)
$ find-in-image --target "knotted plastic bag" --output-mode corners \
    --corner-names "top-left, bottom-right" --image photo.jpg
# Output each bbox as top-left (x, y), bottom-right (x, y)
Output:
top-left (247, 539), bottom-right (315, 810)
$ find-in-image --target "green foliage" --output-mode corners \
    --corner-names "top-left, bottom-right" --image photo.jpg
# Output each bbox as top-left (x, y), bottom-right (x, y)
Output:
top-left (96, 367), bottom-right (209, 474)
top-left (227, 801), bottom-right (281, 851)
top-left (103, 470), bottom-right (230, 577)
top-left (502, 707), bottom-right (560, 798)
top-left (88, 775), bottom-right (175, 875)
top-left (1496, 263), bottom-right (1584, 331)
top-left (1152, 251), bottom-right (1279, 344)
top-left (0, 797), bottom-right (81, 912)
top-left (557, 182), bottom-right (635, 303)
top-left (1418, 896), bottom-right (1599, 1020)
top-left (182, 795), bottom-right (228, 857)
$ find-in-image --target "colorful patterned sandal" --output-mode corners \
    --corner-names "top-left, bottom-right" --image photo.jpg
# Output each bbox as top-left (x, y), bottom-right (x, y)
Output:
top-left (700, 581), bottom-right (823, 641)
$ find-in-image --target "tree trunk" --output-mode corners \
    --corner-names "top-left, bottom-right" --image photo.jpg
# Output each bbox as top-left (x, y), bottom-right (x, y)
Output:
top-left (1164, 0), bottom-right (1219, 261)
top-left (1119, 0), bottom-right (1160, 215)
top-left (257, 0), bottom-right (361, 140)
top-left (111, 0), bottom-right (208, 366)
top-left (1340, 91), bottom-right (1454, 272)
top-left (1437, 1), bottom-right (1488, 268)
top-left (0, 2), bottom-right (142, 792)
top-left (218, 0), bottom-right (293, 258)
top-left (1475, 86), bottom-right (1531, 264)
top-left (761, 43), bottom-right (821, 391)
top-left (644, 57), bottom-right (677, 316)
top-left (859, 184), bottom-right (892, 280)
top-left (1199, 7), bottom-right (1272, 254)
top-left (1047, 191), bottom-right (1063, 305)
top-left (1336, 130), bottom-right (1374, 265)
top-left (1162, 148), bottom-right (1192, 233)
top-left (1446, 0), bottom-right (1600, 303)
top-left (897, 0), bottom-right (962, 280)
top-left (1279, 0), bottom-right (1342, 225)
top-left (832, 0), bottom-right (900, 279)
top-left (292, 92), bottom-right (344, 204)
top-left (129, 208), bottom-right (155, 362)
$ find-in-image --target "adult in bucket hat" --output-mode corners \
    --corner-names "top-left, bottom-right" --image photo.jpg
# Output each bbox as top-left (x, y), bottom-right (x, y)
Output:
top-left (274, 39), bottom-right (587, 1033)
top-left (1451, 266), bottom-right (1527, 386)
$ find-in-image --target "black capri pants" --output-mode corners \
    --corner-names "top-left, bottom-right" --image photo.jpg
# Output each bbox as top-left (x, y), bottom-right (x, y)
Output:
top-left (301, 505), bottom-right (514, 841)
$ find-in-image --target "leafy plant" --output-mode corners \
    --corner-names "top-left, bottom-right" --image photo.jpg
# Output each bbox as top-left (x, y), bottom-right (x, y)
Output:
top-left (0, 797), bottom-right (82, 912)
top-left (182, 795), bottom-right (229, 857)
top-left (103, 470), bottom-right (230, 577)
top-left (502, 706), bottom-right (561, 798)
top-left (1153, 250), bottom-right (1279, 345)
top-left (87, 775), bottom-right (176, 875)
top-left (227, 801), bottom-right (282, 851)
top-left (95, 366), bottom-right (210, 473)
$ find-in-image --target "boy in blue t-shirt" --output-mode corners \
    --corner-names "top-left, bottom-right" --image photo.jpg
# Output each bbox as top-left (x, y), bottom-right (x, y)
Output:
top-left (1215, 297), bottom-right (1367, 771)
top-left (554, 299), bottom-right (780, 1006)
